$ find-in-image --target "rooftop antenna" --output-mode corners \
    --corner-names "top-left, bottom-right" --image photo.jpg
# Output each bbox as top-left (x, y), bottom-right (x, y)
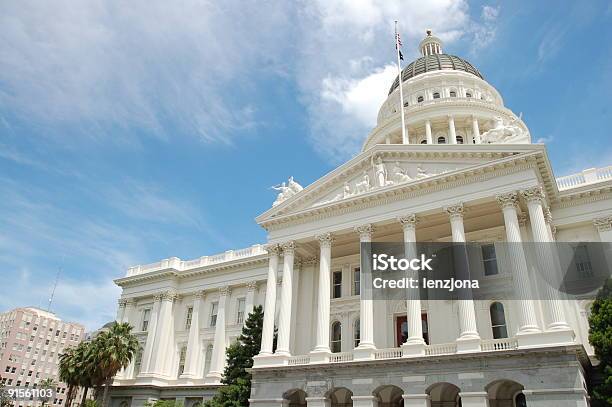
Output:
top-left (47, 266), bottom-right (61, 312)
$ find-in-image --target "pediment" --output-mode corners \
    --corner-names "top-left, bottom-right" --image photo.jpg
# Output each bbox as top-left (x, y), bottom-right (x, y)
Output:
top-left (257, 144), bottom-right (548, 227)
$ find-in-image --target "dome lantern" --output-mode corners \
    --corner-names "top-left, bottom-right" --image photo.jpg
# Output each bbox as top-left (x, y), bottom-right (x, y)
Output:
top-left (419, 29), bottom-right (443, 56)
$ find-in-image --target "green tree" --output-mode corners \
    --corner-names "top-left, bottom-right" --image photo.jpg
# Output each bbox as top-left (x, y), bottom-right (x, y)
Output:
top-left (39, 378), bottom-right (56, 407)
top-left (0, 377), bottom-right (11, 407)
top-left (589, 278), bottom-right (612, 404)
top-left (204, 305), bottom-right (264, 407)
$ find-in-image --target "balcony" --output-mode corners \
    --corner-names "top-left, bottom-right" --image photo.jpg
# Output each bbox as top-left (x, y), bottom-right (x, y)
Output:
top-left (278, 337), bottom-right (519, 368)
top-left (556, 166), bottom-right (612, 190)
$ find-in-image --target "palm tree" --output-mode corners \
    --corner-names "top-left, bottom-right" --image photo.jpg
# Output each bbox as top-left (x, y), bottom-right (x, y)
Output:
top-left (39, 377), bottom-right (56, 407)
top-left (59, 346), bottom-right (80, 407)
top-left (93, 322), bottom-right (139, 407)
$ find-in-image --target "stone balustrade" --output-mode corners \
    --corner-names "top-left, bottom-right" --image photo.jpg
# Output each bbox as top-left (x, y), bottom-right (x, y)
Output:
top-left (556, 166), bottom-right (612, 190)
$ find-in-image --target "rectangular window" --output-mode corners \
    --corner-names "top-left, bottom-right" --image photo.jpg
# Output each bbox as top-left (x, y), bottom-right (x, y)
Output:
top-left (141, 309), bottom-right (151, 332)
top-left (481, 244), bottom-right (499, 276)
top-left (185, 307), bottom-right (193, 330)
top-left (177, 346), bottom-right (187, 377)
top-left (210, 302), bottom-right (218, 327)
top-left (574, 244), bottom-right (593, 277)
top-left (353, 267), bottom-right (361, 296)
top-left (236, 298), bottom-right (246, 324)
top-left (133, 348), bottom-right (143, 376)
top-left (332, 271), bottom-right (342, 299)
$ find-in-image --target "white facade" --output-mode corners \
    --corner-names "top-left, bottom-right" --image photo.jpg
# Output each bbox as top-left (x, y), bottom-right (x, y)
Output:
top-left (110, 32), bottom-right (612, 407)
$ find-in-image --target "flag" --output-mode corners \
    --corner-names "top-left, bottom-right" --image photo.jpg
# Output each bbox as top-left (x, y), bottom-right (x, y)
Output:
top-left (399, 50), bottom-right (404, 60)
top-left (395, 33), bottom-right (403, 60)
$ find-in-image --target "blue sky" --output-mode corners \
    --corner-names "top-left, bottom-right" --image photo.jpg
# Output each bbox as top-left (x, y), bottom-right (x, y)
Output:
top-left (1, 0), bottom-right (611, 330)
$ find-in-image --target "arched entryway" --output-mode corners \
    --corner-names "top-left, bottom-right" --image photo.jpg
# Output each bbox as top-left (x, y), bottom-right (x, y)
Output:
top-left (427, 382), bottom-right (461, 407)
top-left (486, 380), bottom-right (525, 407)
top-left (327, 387), bottom-right (353, 407)
top-left (284, 389), bottom-right (307, 407)
top-left (373, 385), bottom-right (404, 407)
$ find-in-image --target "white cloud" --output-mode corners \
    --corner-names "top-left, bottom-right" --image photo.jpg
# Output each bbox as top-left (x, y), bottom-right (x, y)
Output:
top-left (296, 0), bottom-right (500, 163)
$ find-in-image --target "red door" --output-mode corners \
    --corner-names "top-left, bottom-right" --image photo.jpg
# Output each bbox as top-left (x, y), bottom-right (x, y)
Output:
top-left (395, 313), bottom-right (429, 346)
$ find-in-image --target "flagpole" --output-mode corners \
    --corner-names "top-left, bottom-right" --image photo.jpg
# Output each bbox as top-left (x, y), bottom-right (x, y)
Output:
top-left (395, 20), bottom-right (408, 144)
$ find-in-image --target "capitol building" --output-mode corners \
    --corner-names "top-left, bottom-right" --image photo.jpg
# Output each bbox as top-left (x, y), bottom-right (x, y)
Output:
top-left (109, 32), bottom-right (612, 407)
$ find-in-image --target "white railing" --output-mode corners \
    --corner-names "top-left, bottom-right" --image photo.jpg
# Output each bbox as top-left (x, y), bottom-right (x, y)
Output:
top-left (425, 343), bottom-right (457, 356)
top-left (288, 355), bottom-right (310, 366)
top-left (125, 244), bottom-right (267, 276)
top-left (480, 337), bottom-right (518, 351)
top-left (556, 166), bottom-right (612, 190)
top-left (329, 352), bottom-right (354, 363)
top-left (374, 347), bottom-right (403, 360)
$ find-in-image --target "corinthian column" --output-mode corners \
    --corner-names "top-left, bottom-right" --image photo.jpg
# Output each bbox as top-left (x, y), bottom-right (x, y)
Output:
top-left (399, 215), bottom-right (426, 356)
top-left (425, 120), bottom-right (433, 144)
top-left (181, 291), bottom-right (204, 379)
top-left (496, 192), bottom-right (540, 335)
top-left (206, 286), bottom-right (230, 383)
top-left (140, 294), bottom-right (161, 375)
top-left (244, 281), bottom-right (258, 322)
top-left (448, 115), bottom-right (457, 144)
top-left (151, 291), bottom-right (178, 375)
top-left (354, 225), bottom-right (376, 360)
top-left (258, 245), bottom-right (280, 356)
top-left (445, 203), bottom-right (481, 352)
top-left (521, 186), bottom-right (572, 336)
top-left (471, 115), bottom-right (481, 144)
top-left (275, 242), bottom-right (296, 356)
top-left (311, 233), bottom-right (333, 362)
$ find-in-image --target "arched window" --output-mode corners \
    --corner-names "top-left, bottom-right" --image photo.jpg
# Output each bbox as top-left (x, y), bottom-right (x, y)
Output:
top-left (433, 92), bottom-right (440, 99)
top-left (420, 139), bottom-right (427, 144)
top-left (466, 92), bottom-right (472, 98)
top-left (204, 344), bottom-right (214, 374)
top-left (331, 321), bottom-right (342, 353)
top-left (354, 319), bottom-right (360, 348)
top-left (417, 95), bottom-right (424, 103)
top-left (456, 135), bottom-right (464, 144)
top-left (490, 302), bottom-right (508, 339)
top-left (437, 136), bottom-right (446, 144)
top-left (514, 393), bottom-right (527, 407)
top-left (450, 90), bottom-right (457, 97)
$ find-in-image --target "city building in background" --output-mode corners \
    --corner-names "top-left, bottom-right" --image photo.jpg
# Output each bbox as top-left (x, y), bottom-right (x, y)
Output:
top-left (0, 307), bottom-right (85, 407)
top-left (108, 31), bottom-right (612, 407)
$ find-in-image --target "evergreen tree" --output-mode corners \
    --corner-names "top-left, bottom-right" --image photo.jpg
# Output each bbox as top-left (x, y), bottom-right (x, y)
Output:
top-left (588, 278), bottom-right (612, 405)
top-left (205, 305), bottom-right (264, 407)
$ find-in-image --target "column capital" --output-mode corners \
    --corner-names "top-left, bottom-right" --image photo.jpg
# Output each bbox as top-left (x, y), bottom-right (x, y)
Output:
top-left (496, 191), bottom-right (519, 209)
top-left (153, 293), bottom-right (164, 302)
top-left (118, 298), bottom-right (128, 308)
top-left (398, 214), bottom-right (418, 229)
top-left (521, 185), bottom-right (545, 204)
top-left (264, 244), bottom-right (281, 256)
top-left (543, 207), bottom-right (553, 224)
top-left (518, 213), bottom-right (528, 227)
top-left (281, 241), bottom-right (296, 255)
top-left (444, 202), bottom-right (464, 219)
top-left (161, 291), bottom-right (179, 302)
top-left (316, 232), bottom-right (334, 248)
top-left (354, 224), bottom-right (375, 241)
top-left (593, 216), bottom-right (612, 232)
top-left (246, 281), bottom-right (258, 292)
top-left (194, 290), bottom-right (206, 300)
top-left (219, 286), bottom-right (231, 297)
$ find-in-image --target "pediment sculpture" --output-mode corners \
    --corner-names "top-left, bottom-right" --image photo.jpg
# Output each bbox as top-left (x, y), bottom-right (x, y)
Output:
top-left (481, 115), bottom-right (527, 144)
top-left (312, 158), bottom-right (452, 207)
top-left (272, 176), bottom-right (304, 207)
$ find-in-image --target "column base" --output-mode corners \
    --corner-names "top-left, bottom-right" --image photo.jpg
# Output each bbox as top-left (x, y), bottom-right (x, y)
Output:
top-left (352, 395), bottom-right (379, 407)
top-left (518, 328), bottom-right (575, 348)
top-left (253, 352), bottom-right (284, 368)
top-left (456, 336), bottom-right (481, 353)
top-left (205, 371), bottom-right (222, 385)
top-left (353, 345), bottom-right (376, 361)
top-left (178, 372), bottom-right (200, 383)
top-left (305, 397), bottom-right (331, 407)
top-left (401, 341), bottom-right (426, 357)
top-left (401, 394), bottom-right (430, 407)
top-left (457, 392), bottom-right (488, 407)
top-left (309, 349), bottom-right (331, 364)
